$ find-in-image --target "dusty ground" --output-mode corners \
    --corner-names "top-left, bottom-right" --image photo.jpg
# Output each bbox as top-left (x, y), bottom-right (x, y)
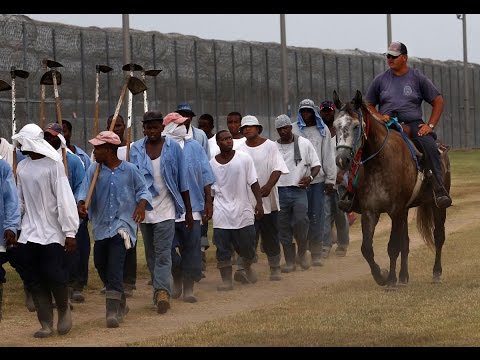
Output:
top-left (0, 201), bottom-right (472, 347)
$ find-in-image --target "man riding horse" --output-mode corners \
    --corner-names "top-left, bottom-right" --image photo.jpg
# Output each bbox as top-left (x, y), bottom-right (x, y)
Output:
top-left (339, 41), bottom-right (452, 211)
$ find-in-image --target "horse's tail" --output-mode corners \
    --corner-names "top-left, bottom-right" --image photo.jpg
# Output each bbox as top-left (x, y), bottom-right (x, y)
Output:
top-left (416, 203), bottom-right (435, 251)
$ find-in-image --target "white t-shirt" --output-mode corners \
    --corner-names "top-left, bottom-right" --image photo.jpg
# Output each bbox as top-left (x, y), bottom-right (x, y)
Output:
top-left (276, 136), bottom-right (321, 187)
top-left (209, 136), bottom-right (246, 159)
top-left (210, 151), bottom-right (258, 229)
top-left (16, 157), bottom-right (79, 245)
top-left (237, 139), bottom-right (289, 214)
top-left (144, 156), bottom-right (176, 223)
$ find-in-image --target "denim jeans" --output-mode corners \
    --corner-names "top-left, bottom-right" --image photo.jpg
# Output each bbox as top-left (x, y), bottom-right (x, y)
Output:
top-left (93, 234), bottom-right (126, 299)
top-left (140, 220), bottom-right (175, 294)
top-left (171, 220), bottom-right (202, 282)
top-left (278, 186), bottom-right (309, 255)
top-left (68, 218), bottom-right (91, 291)
top-left (321, 188), bottom-right (350, 248)
top-left (306, 182), bottom-right (326, 256)
top-left (213, 225), bottom-right (256, 268)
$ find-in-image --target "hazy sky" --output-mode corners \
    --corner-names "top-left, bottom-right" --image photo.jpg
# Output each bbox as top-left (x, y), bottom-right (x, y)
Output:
top-left (23, 14), bottom-right (480, 65)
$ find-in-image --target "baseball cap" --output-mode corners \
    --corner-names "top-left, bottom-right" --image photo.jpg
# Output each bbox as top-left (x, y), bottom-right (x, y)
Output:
top-left (176, 103), bottom-right (196, 117)
top-left (163, 112), bottom-right (188, 126)
top-left (142, 110), bottom-right (163, 123)
top-left (320, 101), bottom-right (335, 111)
top-left (240, 115), bottom-right (263, 134)
top-left (89, 131), bottom-right (121, 146)
top-left (275, 114), bottom-right (292, 129)
top-left (298, 99), bottom-right (317, 112)
top-left (386, 41), bottom-right (408, 57)
top-left (44, 122), bottom-right (64, 136)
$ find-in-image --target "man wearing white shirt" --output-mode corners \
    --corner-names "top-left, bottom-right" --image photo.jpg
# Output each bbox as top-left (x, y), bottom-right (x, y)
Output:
top-left (237, 116), bottom-right (289, 282)
top-left (12, 123), bottom-right (78, 338)
top-left (275, 114), bottom-right (321, 272)
top-left (210, 130), bottom-right (263, 291)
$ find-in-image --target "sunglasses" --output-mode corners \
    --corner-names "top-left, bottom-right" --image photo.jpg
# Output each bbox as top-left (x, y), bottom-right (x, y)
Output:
top-left (386, 54), bottom-right (401, 59)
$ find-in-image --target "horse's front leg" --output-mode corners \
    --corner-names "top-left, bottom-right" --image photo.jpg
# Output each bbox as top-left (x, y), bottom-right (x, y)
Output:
top-left (432, 207), bottom-right (447, 284)
top-left (386, 212), bottom-right (409, 290)
top-left (360, 211), bottom-right (387, 286)
top-left (398, 233), bottom-right (410, 286)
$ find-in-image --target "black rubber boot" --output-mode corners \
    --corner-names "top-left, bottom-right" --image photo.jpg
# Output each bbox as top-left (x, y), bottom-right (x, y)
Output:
top-left (281, 243), bottom-right (297, 273)
top-left (171, 272), bottom-right (183, 299)
top-left (117, 293), bottom-right (129, 323)
top-left (106, 298), bottom-right (120, 328)
top-left (31, 287), bottom-right (54, 338)
top-left (0, 283), bottom-right (3, 322)
top-left (182, 278), bottom-right (197, 303)
top-left (217, 266), bottom-right (233, 291)
top-left (431, 175), bottom-right (452, 209)
top-left (24, 286), bottom-right (36, 312)
top-left (52, 286), bottom-right (72, 335)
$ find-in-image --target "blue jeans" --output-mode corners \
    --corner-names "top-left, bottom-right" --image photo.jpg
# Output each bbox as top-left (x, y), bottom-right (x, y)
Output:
top-left (171, 220), bottom-right (202, 282)
top-left (321, 188), bottom-right (350, 248)
top-left (278, 186), bottom-right (309, 255)
top-left (140, 220), bottom-right (175, 295)
top-left (93, 234), bottom-right (126, 299)
top-left (213, 225), bottom-right (256, 268)
top-left (68, 218), bottom-right (91, 291)
top-left (306, 182), bottom-right (326, 256)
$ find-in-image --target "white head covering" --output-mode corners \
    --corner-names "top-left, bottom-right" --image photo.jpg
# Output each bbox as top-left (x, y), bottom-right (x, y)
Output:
top-left (12, 123), bottom-right (62, 162)
top-left (162, 123), bottom-right (192, 149)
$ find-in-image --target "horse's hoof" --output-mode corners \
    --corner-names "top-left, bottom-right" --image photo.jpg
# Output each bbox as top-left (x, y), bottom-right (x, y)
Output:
top-left (384, 284), bottom-right (398, 291)
top-left (432, 274), bottom-right (442, 284)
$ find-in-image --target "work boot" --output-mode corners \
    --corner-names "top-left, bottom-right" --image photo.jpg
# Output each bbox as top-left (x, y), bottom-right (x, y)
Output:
top-left (24, 286), bottom-right (36, 312)
top-left (155, 289), bottom-right (170, 314)
top-left (52, 286), bottom-right (72, 335)
top-left (321, 246), bottom-right (331, 259)
top-left (106, 298), bottom-right (120, 328)
top-left (268, 254), bottom-right (282, 281)
top-left (311, 254), bottom-right (324, 267)
top-left (71, 290), bottom-right (85, 303)
top-left (217, 266), bottom-right (233, 291)
top-left (117, 293), bottom-right (129, 323)
top-left (182, 278), bottom-right (197, 303)
top-left (171, 272), bottom-right (183, 299)
top-left (243, 261), bottom-right (257, 284)
top-left (31, 287), bottom-right (54, 338)
top-left (281, 243), bottom-right (297, 273)
top-left (335, 245), bottom-right (348, 257)
top-left (433, 186), bottom-right (452, 209)
top-left (298, 251), bottom-right (311, 270)
top-left (123, 283), bottom-right (135, 298)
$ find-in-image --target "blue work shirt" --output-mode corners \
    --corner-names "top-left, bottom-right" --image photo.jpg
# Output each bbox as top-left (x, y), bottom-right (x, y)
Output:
top-left (130, 136), bottom-right (188, 219)
top-left (0, 159), bottom-right (20, 250)
top-left (78, 160), bottom-right (153, 245)
top-left (182, 139), bottom-right (215, 212)
top-left (73, 145), bottom-right (91, 170)
top-left (66, 151), bottom-right (86, 201)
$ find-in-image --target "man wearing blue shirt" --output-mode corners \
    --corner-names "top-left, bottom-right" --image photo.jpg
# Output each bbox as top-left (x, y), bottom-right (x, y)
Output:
top-left (130, 111), bottom-right (194, 314)
top-left (0, 158), bottom-right (21, 322)
top-left (77, 130), bottom-right (152, 328)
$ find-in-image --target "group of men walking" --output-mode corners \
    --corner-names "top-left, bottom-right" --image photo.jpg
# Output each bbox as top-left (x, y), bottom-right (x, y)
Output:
top-left (0, 99), bottom-right (352, 338)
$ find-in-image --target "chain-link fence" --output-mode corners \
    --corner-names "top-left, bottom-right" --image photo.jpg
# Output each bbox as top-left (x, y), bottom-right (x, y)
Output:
top-left (1, 14), bottom-right (479, 151)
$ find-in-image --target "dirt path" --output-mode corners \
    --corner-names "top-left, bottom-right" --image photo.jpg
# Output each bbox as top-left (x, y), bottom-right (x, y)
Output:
top-left (0, 200), bottom-right (474, 347)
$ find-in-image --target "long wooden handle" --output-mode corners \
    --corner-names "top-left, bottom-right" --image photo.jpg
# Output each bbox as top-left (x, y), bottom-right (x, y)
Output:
top-left (94, 73), bottom-right (100, 137)
top-left (39, 60), bottom-right (47, 129)
top-left (84, 79), bottom-right (130, 208)
top-left (52, 72), bottom-right (68, 177)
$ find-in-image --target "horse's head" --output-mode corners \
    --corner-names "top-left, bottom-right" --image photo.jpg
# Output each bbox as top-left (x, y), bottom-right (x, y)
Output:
top-left (333, 90), bottom-right (365, 171)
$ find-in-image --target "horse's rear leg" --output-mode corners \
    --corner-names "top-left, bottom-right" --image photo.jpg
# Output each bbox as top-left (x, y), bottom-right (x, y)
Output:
top-left (432, 207), bottom-right (446, 284)
top-left (360, 212), bottom-right (388, 286)
top-left (398, 233), bottom-right (410, 286)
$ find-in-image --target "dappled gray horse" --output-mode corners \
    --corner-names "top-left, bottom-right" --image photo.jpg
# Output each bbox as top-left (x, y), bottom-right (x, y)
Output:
top-left (333, 90), bottom-right (450, 289)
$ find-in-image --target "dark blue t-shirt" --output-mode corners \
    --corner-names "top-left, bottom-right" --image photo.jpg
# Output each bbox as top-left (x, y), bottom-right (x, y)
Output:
top-left (365, 68), bottom-right (440, 123)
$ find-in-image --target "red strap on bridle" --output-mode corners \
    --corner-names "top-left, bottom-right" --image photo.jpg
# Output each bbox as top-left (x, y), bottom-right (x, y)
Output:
top-left (346, 108), bottom-right (370, 193)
